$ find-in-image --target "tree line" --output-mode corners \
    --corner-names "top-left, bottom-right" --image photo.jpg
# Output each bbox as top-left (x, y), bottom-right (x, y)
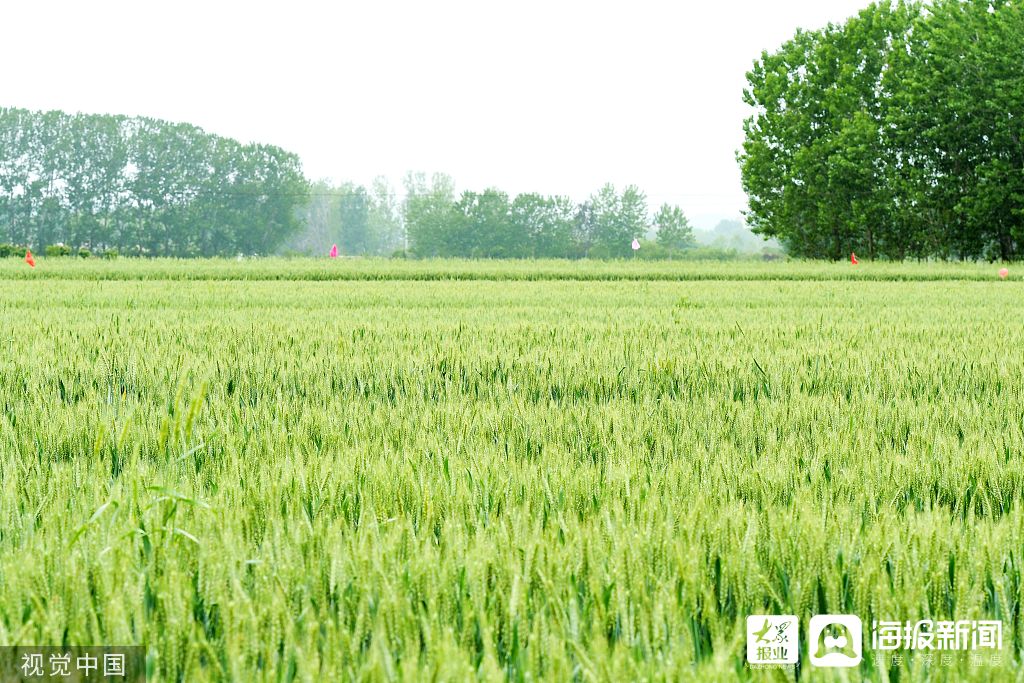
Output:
top-left (2, 106), bottom-right (705, 259)
top-left (288, 179), bottom-right (405, 256)
top-left (289, 172), bottom-right (697, 259)
top-left (740, 0), bottom-right (1024, 260)
top-left (0, 105), bottom-right (699, 259)
top-left (0, 107), bottom-right (308, 256)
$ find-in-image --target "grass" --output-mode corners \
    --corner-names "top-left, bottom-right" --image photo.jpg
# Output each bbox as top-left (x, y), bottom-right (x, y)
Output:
top-left (0, 256), bottom-right (1017, 281)
top-left (0, 259), bottom-right (1021, 681)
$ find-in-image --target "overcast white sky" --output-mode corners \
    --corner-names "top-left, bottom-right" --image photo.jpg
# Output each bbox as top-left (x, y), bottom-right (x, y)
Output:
top-left (2, 0), bottom-right (868, 229)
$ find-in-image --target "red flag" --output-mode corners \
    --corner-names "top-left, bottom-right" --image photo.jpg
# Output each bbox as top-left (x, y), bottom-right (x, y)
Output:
top-left (850, 252), bottom-right (859, 265)
top-left (25, 249), bottom-right (35, 268)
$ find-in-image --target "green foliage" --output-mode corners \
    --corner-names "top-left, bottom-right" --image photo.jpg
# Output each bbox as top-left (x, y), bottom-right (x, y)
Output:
top-left (585, 183), bottom-right (649, 257)
top-left (403, 172), bottom-right (459, 257)
top-left (633, 242), bottom-right (740, 261)
top-left (454, 188), bottom-right (514, 257)
top-left (654, 203), bottom-right (696, 250)
top-left (401, 177), bottom-right (684, 259)
top-left (0, 259), bottom-right (1019, 681)
top-left (367, 177), bottom-right (404, 255)
top-left (338, 184), bottom-right (371, 255)
top-left (897, 0), bottom-right (1024, 260)
top-left (0, 107), bottom-right (309, 257)
top-left (739, 0), bottom-right (1024, 260)
top-left (510, 193), bottom-right (578, 258)
top-left (45, 244), bottom-right (73, 257)
top-left (0, 244), bottom-right (29, 257)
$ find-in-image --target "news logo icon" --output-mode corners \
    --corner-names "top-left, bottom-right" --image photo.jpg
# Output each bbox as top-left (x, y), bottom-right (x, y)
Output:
top-left (809, 614), bottom-right (863, 667)
top-left (746, 615), bottom-right (798, 665)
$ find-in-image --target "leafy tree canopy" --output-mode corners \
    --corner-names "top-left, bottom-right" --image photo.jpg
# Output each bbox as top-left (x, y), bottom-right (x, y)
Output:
top-left (0, 107), bottom-right (309, 256)
top-left (739, 0), bottom-right (1024, 260)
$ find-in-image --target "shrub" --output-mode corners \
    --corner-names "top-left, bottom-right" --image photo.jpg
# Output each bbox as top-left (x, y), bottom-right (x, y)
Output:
top-left (635, 242), bottom-right (672, 260)
top-left (45, 244), bottom-right (72, 257)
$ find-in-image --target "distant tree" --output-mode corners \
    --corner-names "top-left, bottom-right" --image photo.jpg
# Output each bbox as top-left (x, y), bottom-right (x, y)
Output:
top-left (573, 200), bottom-right (596, 255)
top-left (654, 204), bottom-right (694, 250)
top-left (289, 180), bottom-right (340, 254)
top-left (0, 107), bottom-right (308, 256)
top-left (620, 185), bottom-right (648, 240)
top-left (456, 188), bottom-right (519, 257)
top-left (368, 176), bottom-right (403, 253)
top-left (403, 172), bottom-right (458, 256)
top-left (511, 193), bottom-right (577, 258)
top-left (587, 183), bottom-right (649, 257)
top-left (226, 142), bottom-right (309, 256)
top-left (286, 178), bottom-right (404, 256)
top-left (337, 183), bottom-right (370, 255)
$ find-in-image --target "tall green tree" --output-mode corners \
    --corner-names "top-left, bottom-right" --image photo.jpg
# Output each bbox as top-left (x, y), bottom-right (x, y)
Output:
top-left (368, 176), bottom-right (403, 254)
top-left (895, 0), bottom-right (1024, 259)
top-left (740, 0), bottom-right (1024, 261)
top-left (0, 107), bottom-right (308, 256)
top-left (511, 193), bottom-right (577, 258)
top-left (654, 204), bottom-right (695, 250)
top-left (587, 183), bottom-right (649, 257)
top-left (403, 172), bottom-right (458, 256)
top-left (739, 2), bottom-right (918, 259)
top-left (338, 183), bottom-right (370, 255)
top-left (456, 188), bottom-right (520, 257)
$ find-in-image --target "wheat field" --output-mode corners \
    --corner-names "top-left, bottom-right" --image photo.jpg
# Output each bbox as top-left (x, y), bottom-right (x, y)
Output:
top-left (0, 259), bottom-right (1021, 681)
